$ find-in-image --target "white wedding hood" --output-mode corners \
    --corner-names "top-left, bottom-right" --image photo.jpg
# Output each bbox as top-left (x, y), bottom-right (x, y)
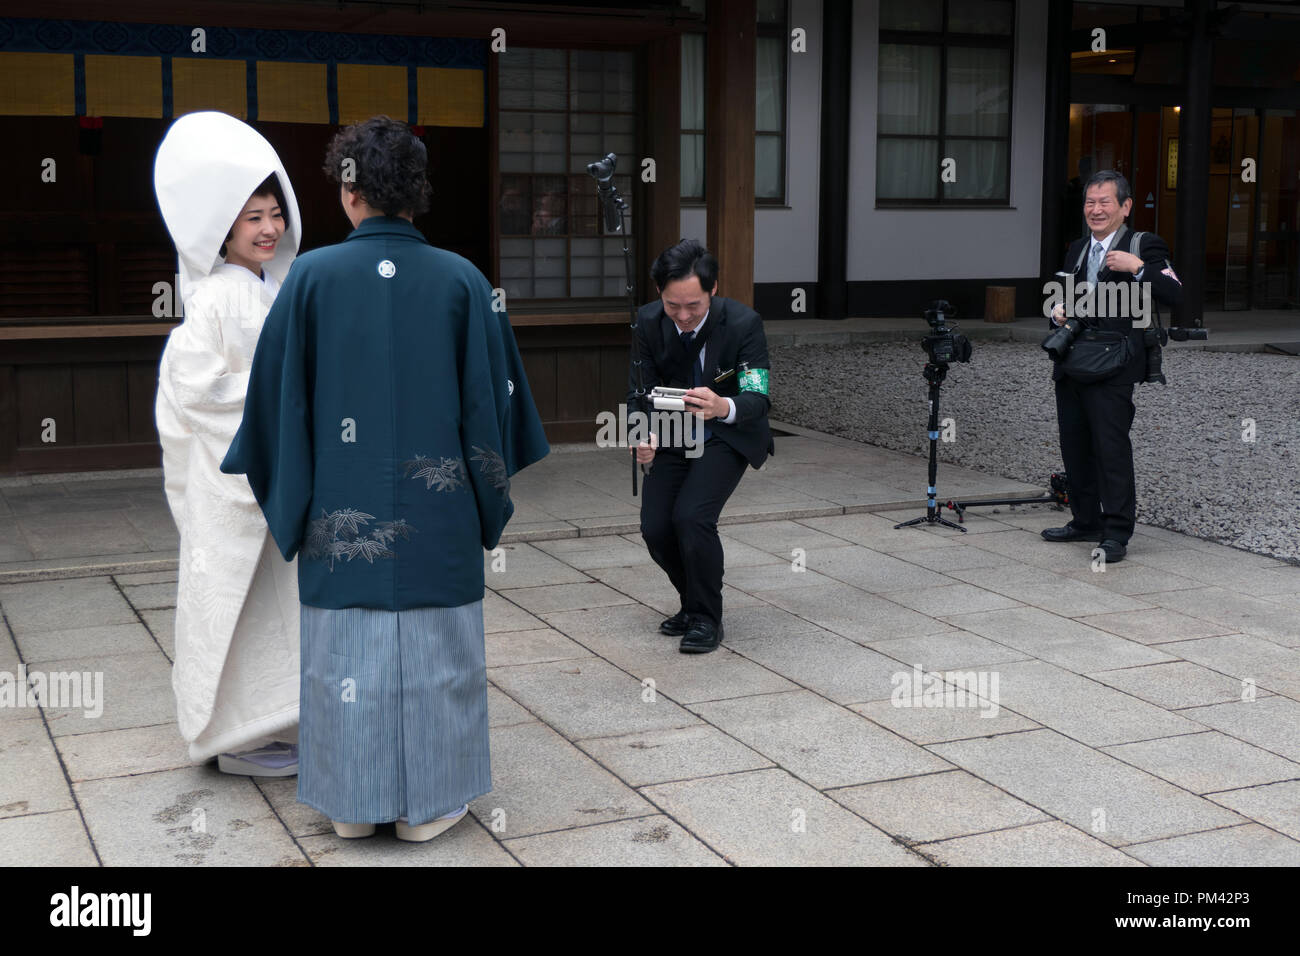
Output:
top-left (153, 111), bottom-right (301, 305)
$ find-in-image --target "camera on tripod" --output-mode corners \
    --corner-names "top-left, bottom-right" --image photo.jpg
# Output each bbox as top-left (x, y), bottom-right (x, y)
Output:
top-left (922, 300), bottom-right (971, 365)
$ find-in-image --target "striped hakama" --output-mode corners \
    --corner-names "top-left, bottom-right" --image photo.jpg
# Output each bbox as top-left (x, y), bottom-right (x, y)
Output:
top-left (297, 601), bottom-right (491, 826)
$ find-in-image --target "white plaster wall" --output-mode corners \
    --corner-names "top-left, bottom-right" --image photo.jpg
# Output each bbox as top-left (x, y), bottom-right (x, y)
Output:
top-left (846, 0), bottom-right (1048, 280)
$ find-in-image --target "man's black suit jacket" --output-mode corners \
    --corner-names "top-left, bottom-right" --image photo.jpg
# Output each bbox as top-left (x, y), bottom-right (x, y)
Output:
top-left (1051, 223), bottom-right (1184, 385)
top-left (628, 295), bottom-right (774, 469)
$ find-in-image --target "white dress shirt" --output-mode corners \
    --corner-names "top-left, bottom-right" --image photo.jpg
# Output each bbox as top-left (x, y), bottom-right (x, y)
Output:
top-left (683, 310), bottom-right (737, 425)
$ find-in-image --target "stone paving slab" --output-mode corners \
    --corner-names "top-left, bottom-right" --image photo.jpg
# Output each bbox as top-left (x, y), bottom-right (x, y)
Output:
top-left (0, 577), bottom-right (137, 632)
top-left (301, 816), bottom-right (519, 866)
top-left (1145, 587), bottom-right (1300, 649)
top-left (758, 583), bottom-right (958, 642)
top-left (540, 606), bottom-right (798, 705)
top-left (584, 565), bottom-right (763, 616)
top-left (1073, 607), bottom-right (1237, 643)
top-left (924, 821), bottom-right (1146, 867)
top-left (483, 591), bottom-right (548, 634)
top-left (944, 564), bottom-right (1158, 618)
top-left (138, 608), bottom-right (175, 659)
top-left (850, 699), bottom-right (1039, 745)
top-left (468, 722), bottom-right (657, 838)
top-left (481, 543), bottom-right (591, 589)
top-left (487, 658), bottom-right (700, 742)
top-left (827, 769), bottom-right (1050, 844)
top-left (641, 768), bottom-right (929, 866)
top-left (691, 690), bottom-right (952, 789)
top-left (878, 583), bottom-right (1024, 617)
top-left (38, 650), bottom-right (176, 737)
top-left (575, 725), bottom-right (774, 787)
top-left (961, 659), bottom-right (1202, 746)
top-left (942, 607), bottom-right (1175, 674)
top-left (1122, 824), bottom-right (1300, 867)
top-left (56, 722), bottom-right (192, 782)
top-left (17, 622), bottom-right (158, 667)
top-left (1089, 661), bottom-right (1272, 710)
top-left (0, 809), bottom-right (98, 866)
top-left (1206, 781), bottom-right (1300, 842)
top-left (861, 629), bottom-right (1033, 672)
top-left (497, 581), bottom-right (636, 615)
top-left (719, 519), bottom-right (854, 556)
top-left (1159, 634), bottom-right (1300, 701)
top-left (721, 628), bottom-right (911, 705)
top-left (1102, 731), bottom-right (1300, 794)
top-left (18, 511), bottom-right (153, 561)
top-left (1176, 698), bottom-right (1300, 763)
top-left (75, 767), bottom-right (308, 866)
top-left (0, 719), bottom-right (77, 819)
top-left (486, 685), bottom-right (536, 728)
top-left (504, 814), bottom-right (728, 866)
top-left (928, 729), bottom-right (1248, 847)
top-left (486, 627), bottom-right (594, 668)
top-left (118, 582), bottom-right (176, 611)
top-left (1058, 564), bottom-right (1215, 597)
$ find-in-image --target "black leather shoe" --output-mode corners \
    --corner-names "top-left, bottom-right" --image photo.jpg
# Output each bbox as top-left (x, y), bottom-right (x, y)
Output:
top-left (1041, 522), bottom-right (1103, 543)
top-left (659, 610), bottom-right (690, 636)
top-left (679, 619), bottom-right (723, 654)
top-left (1097, 539), bottom-right (1127, 563)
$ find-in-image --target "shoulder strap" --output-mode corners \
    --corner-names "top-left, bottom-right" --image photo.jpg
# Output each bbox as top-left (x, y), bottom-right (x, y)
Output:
top-left (1069, 238), bottom-right (1090, 274)
top-left (1129, 231), bottom-right (1145, 259)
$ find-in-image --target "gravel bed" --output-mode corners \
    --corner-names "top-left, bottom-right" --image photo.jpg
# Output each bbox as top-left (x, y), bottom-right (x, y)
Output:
top-left (769, 340), bottom-right (1300, 563)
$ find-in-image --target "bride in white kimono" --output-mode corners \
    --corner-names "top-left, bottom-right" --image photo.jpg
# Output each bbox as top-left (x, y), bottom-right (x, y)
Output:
top-left (153, 111), bottom-right (303, 774)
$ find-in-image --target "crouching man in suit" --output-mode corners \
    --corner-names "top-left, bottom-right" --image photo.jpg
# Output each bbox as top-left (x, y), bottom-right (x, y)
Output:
top-left (630, 239), bottom-right (774, 653)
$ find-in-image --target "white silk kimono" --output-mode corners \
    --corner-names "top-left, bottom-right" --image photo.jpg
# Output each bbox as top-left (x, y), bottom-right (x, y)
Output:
top-left (153, 112), bottom-right (304, 761)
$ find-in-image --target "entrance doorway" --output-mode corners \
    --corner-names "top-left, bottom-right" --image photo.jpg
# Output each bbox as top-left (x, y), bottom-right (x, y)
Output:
top-left (1066, 103), bottom-right (1299, 311)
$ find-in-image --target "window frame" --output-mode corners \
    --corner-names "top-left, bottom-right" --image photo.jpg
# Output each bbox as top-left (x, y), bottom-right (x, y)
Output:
top-left (876, 0), bottom-right (1016, 207)
top-left (493, 45), bottom-right (640, 305)
top-left (755, 0), bottom-right (789, 206)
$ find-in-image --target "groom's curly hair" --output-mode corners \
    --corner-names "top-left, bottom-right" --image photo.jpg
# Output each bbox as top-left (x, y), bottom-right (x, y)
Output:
top-left (323, 115), bottom-right (431, 218)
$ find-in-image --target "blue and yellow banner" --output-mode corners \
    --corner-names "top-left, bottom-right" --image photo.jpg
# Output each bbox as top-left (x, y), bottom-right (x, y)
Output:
top-left (0, 17), bottom-right (485, 126)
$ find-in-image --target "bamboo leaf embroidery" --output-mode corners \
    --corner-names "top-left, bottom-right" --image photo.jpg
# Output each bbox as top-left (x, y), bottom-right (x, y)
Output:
top-left (402, 454), bottom-right (467, 492)
top-left (470, 445), bottom-right (509, 493)
top-left (305, 508), bottom-right (416, 571)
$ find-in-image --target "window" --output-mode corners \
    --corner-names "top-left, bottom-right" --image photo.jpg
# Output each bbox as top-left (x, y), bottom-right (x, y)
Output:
top-left (877, 0), bottom-right (1014, 204)
top-left (756, 0), bottom-right (788, 203)
top-left (497, 48), bottom-right (636, 300)
top-left (681, 31), bottom-right (706, 201)
top-left (678, 0), bottom-right (788, 203)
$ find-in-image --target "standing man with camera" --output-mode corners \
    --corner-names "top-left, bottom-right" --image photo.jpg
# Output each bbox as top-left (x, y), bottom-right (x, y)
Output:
top-left (631, 239), bottom-right (774, 653)
top-left (1042, 169), bottom-right (1183, 562)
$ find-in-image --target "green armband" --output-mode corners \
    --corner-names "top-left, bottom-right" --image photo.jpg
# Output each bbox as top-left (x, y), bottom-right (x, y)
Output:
top-left (739, 367), bottom-right (769, 395)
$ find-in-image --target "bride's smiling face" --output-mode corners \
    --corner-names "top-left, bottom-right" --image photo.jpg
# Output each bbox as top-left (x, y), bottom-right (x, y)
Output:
top-left (223, 192), bottom-right (285, 274)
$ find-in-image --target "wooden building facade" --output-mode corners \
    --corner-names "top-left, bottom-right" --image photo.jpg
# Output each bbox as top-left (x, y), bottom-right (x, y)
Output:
top-left (0, 0), bottom-right (759, 473)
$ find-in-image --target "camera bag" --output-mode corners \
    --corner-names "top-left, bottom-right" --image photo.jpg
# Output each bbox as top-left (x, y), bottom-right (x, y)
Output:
top-left (1058, 230), bottom-right (1145, 382)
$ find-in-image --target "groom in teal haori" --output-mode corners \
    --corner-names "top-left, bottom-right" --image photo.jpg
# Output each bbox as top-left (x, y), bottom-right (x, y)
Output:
top-left (221, 116), bottom-right (549, 841)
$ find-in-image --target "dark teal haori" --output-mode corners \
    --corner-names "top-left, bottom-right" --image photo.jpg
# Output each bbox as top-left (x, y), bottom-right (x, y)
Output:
top-left (221, 215), bottom-right (549, 824)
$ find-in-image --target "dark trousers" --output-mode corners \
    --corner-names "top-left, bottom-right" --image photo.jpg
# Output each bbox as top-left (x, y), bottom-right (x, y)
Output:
top-left (1054, 375), bottom-right (1137, 543)
top-left (640, 437), bottom-right (749, 627)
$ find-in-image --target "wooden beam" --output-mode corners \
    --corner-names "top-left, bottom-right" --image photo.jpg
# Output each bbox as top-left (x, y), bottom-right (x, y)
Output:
top-left (705, 0), bottom-right (756, 304)
top-left (644, 34), bottom-right (681, 288)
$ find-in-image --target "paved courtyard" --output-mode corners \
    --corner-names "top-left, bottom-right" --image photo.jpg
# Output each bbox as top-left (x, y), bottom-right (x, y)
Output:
top-left (2, 423), bottom-right (1298, 866)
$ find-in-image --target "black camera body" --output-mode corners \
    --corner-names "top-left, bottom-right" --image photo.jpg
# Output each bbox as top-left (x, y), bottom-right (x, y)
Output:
top-left (923, 300), bottom-right (971, 365)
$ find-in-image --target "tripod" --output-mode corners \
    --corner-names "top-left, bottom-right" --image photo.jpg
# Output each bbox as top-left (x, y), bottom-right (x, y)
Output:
top-left (588, 153), bottom-right (648, 496)
top-left (894, 361), bottom-right (966, 533)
